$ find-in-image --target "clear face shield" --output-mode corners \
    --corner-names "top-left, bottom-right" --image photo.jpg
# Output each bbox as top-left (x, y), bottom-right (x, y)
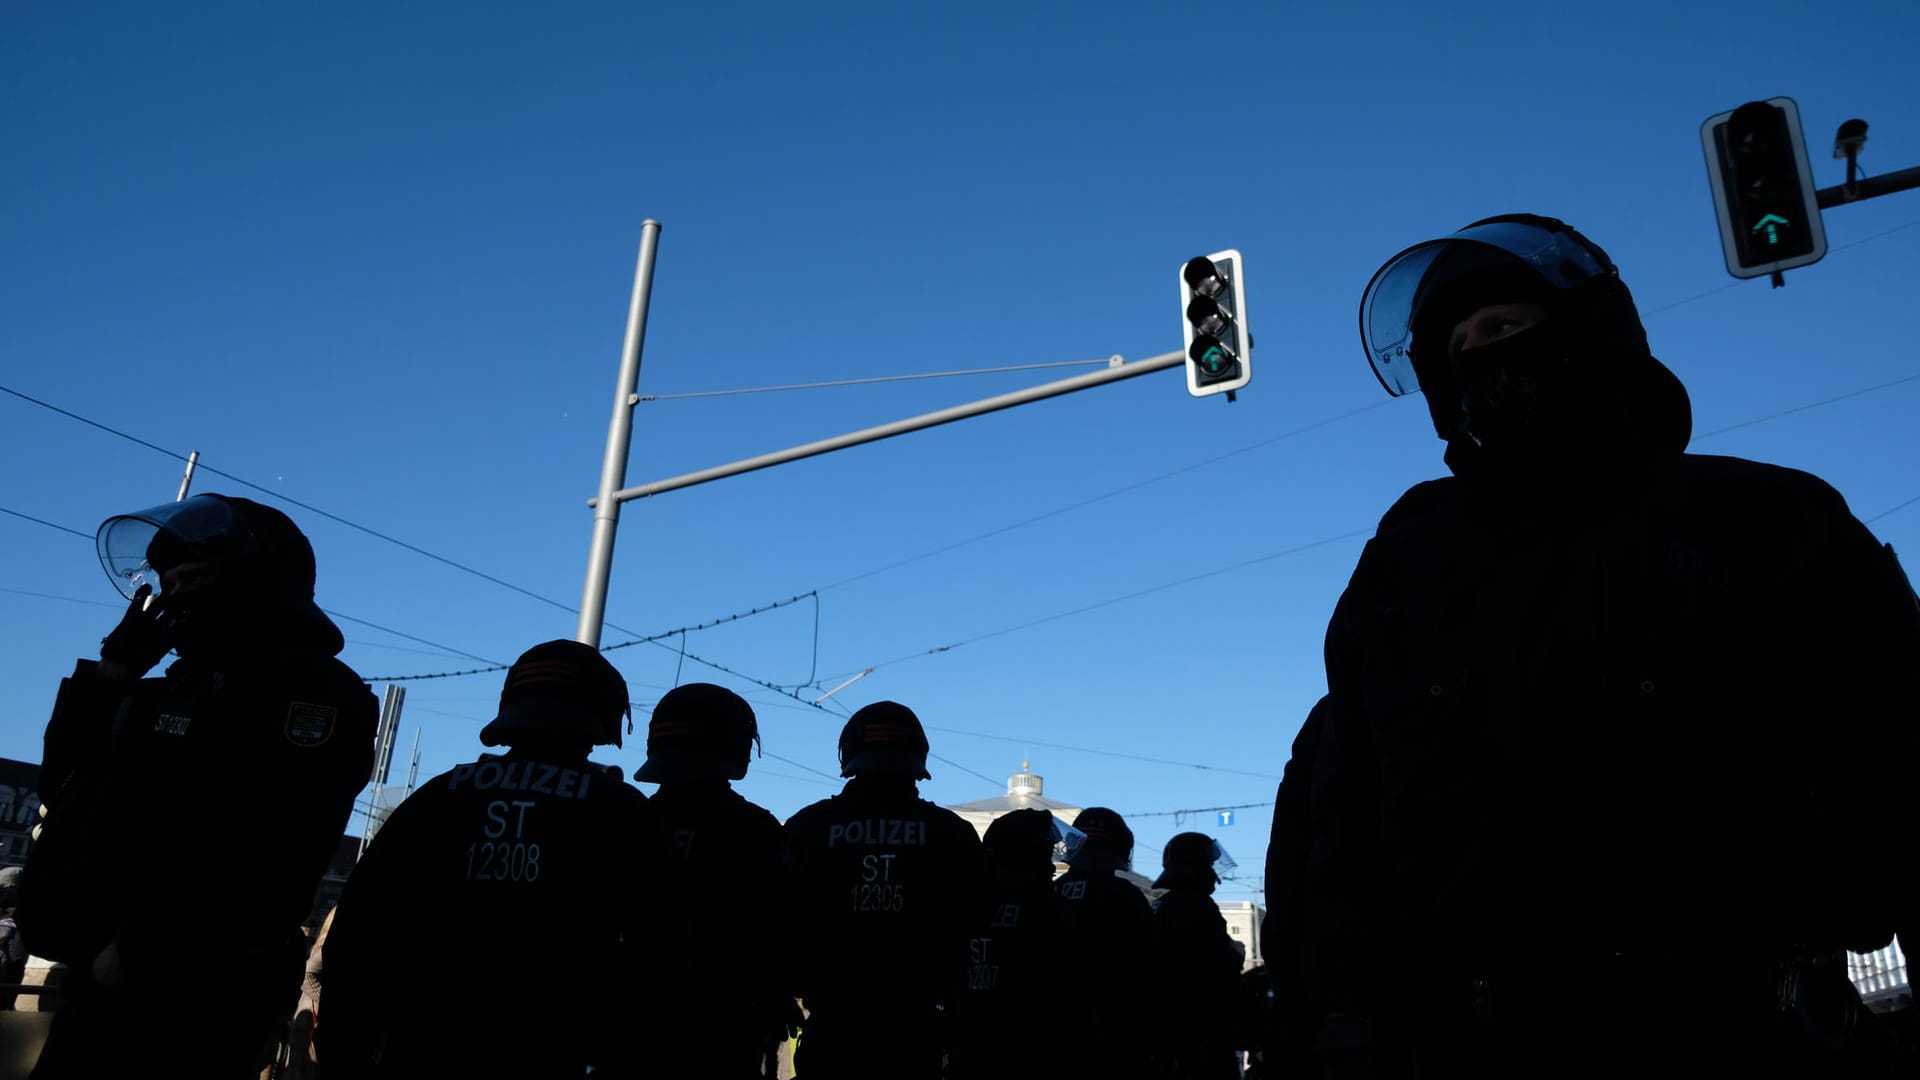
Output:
top-left (1208, 839), bottom-right (1238, 881)
top-left (1358, 220), bottom-right (1612, 397)
top-left (1051, 818), bottom-right (1088, 865)
top-left (95, 496), bottom-right (248, 600)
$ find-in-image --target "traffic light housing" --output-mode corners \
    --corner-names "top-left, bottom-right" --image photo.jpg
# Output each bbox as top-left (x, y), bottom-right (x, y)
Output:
top-left (1180, 249), bottom-right (1251, 398)
top-left (1702, 97), bottom-right (1827, 279)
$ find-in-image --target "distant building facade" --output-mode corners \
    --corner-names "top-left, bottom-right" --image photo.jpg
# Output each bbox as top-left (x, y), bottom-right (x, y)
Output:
top-left (0, 758), bottom-right (40, 868)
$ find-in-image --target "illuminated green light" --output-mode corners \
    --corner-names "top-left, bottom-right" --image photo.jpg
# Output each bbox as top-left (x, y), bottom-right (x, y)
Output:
top-left (1751, 213), bottom-right (1791, 245)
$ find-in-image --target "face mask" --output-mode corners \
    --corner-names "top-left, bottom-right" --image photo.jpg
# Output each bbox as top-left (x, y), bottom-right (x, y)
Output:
top-left (1451, 320), bottom-right (1575, 449)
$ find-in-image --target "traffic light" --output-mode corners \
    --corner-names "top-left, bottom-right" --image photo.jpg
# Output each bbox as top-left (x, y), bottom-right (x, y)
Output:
top-left (1701, 97), bottom-right (1827, 279)
top-left (1180, 249), bottom-right (1251, 398)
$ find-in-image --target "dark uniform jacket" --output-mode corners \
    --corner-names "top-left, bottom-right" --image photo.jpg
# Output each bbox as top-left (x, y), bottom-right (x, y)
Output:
top-left (318, 749), bottom-right (659, 1078)
top-left (25, 640), bottom-right (374, 992)
top-left (1308, 450), bottom-right (1920, 1055)
top-left (781, 775), bottom-right (987, 1013)
top-left (1260, 696), bottom-right (1328, 1072)
top-left (1154, 886), bottom-right (1248, 1080)
top-left (641, 780), bottom-right (787, 1076)
top-left (1054, 860), bottom-right (1162, 1074)
top-left (951, 869), bottom-right (1093, 1078)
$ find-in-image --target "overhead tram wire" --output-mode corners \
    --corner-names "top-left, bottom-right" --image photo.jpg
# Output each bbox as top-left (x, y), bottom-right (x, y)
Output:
top-left (0, 506), bottom-right (93, 540)
top-left (1127, 800), bottom-right (1278, 823)
top-left (8, 227), bottom-right (1918, 636)
top-left (806, 233), bottom-right (1920, 595)
top-left (1, 502), bottom-right (831, 705)
top-left (1, 503), bottom-right (507, 667)
top-left (3, 503), bottom-right (909, 787)
top-left (809, 365), bottom-right (1920, 687)
top-left (1692, 372), bottom-right (1920, 442)
top-left (8, 232), bottom-right (1918, 701)
top-left (922, 725), bottom-right (1284, 782)
top-left (0, 386), bottom-right (838, 691)
top-left (0, 502), bottom-right (1313, 789)
top-left (9, 348), bottom-right (1920, 689)
top-left (855, 529), bottom-right (1373, 677)
top-left (929, 753), bottom-right (1013, 792)
top-left (360, 592), bottom-right (819, 682)
top-left (0, 584), bottom-right (486, 660)
top-left (0, 384), bottom-right (590, 619)
top-left (1867, 494), bottom-right (1920, 526)
top-left (0, 586), bottom-right (120, 610)
top-left (818, 400), bottom-right (1394, 592)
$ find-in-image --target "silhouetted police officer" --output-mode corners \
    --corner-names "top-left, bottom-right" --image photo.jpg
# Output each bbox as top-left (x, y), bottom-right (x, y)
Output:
top-left (950, 808), bottom-right (1093, 1079)
top-left (781, 701), bottom-right (986, 1080)
top-left (1054, 806), bottom-right (1164, 1079)
top-left (1153, 832), bottom-right (1248, 1080)
top-left (24, 494), bottom-right (376, 1079)
top-left (318, 640), bottom-right (661, 1079)
top-left (1308, 214), bottom-right (1920, 1078)
top-left (1259, 695), bottom-right (1330, 1078)
top-left (627, 681), bottom-right (786, 1079)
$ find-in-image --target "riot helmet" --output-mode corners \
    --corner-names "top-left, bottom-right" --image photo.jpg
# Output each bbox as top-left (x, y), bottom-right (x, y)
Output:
top-left (983, 808), bottom-right (1060, 875)
top-left (95, 494), bottom-right (334, 651)
top-left (838, 701), bottom-right (932, 779)
top-left (1068, 806), bottom-right (1134, 872)
top-left (1153, 832), bottom-right (1236, 889)
top-left (1358, 214), bottom-right (1691, 452)
top-left (479, 640), bottom-right (630, 750)
top-left (634, 682), bottom-right (760, 783)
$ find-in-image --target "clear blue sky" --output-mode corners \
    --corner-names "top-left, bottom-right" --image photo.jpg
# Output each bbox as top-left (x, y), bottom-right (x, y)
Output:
top-left (5, 1), bottom-right (1917, 906)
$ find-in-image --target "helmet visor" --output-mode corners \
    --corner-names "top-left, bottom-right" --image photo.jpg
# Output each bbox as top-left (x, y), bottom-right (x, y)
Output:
top-left (1210, 839), bottom-right (1238, 880)
top-left (1050, 818), bottom-right (1088, 866)
top-left (96, 496), bottom-right (247, 599)
top-left (1359, 220), bottom-right (1612, 397)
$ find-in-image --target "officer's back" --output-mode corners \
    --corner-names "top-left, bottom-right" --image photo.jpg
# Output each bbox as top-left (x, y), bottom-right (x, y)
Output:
top-left (319, 641), bottom-right (659, 1079)
top-left (1053, 806), bottom-right (1163, 1079)
top-left (950, 809), bottom-right (1091, 1079)
top-left (1152, 833), bottom-right (1248, 1080)
top-left (781, 701), bottom-right (985, 1080)
top-left (628, 682), bottom-right (787, 1080)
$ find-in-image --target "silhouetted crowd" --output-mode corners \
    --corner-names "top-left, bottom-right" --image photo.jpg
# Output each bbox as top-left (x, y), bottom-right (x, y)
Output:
top-left (12, 214), bottom-right (1919, 1080)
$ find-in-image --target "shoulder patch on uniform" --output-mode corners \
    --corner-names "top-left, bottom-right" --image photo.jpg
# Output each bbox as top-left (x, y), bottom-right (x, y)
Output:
top-left (285, 702), bottom-right (339, 747)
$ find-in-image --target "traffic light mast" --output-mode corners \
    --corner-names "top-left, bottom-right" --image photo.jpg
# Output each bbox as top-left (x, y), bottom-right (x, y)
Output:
top-left (1180, 250), bottom-right (1252, 400)
top-left (1702, 99), bottom-right (1920, 287)
top-left (1702, 98), bottom-right (1826, 285)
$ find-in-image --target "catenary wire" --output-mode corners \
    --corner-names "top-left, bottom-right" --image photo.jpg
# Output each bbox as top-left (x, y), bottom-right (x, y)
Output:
top-left (7, 221), bottom-right (1918, 629)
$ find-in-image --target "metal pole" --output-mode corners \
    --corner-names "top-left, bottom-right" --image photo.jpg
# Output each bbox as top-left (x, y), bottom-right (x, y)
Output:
top-left (374, 685), bottom-right (405, 786)
top-left (176, 450), bottom-right (200, 501)
top-left (578, 220), bottom-right (664, 647)
top-left (1817, 164), bottom-right (1920, 208)
top-left (360, 684), bottom-right (407, 858)
top-left (593, 351), bottom-right (1182, 505)
top-left (404, 728), bottom-right (421, 791)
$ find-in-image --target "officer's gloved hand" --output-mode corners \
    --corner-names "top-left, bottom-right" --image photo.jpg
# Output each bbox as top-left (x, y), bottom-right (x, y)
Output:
top-left (100, 584), bottom-right (174, 680)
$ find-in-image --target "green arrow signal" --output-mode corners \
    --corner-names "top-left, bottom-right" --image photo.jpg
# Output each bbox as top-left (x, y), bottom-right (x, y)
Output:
top-left (1751, 213), bottom-right (1791, 246)
top-left (1200, 345), bottom-right (1228, 373)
